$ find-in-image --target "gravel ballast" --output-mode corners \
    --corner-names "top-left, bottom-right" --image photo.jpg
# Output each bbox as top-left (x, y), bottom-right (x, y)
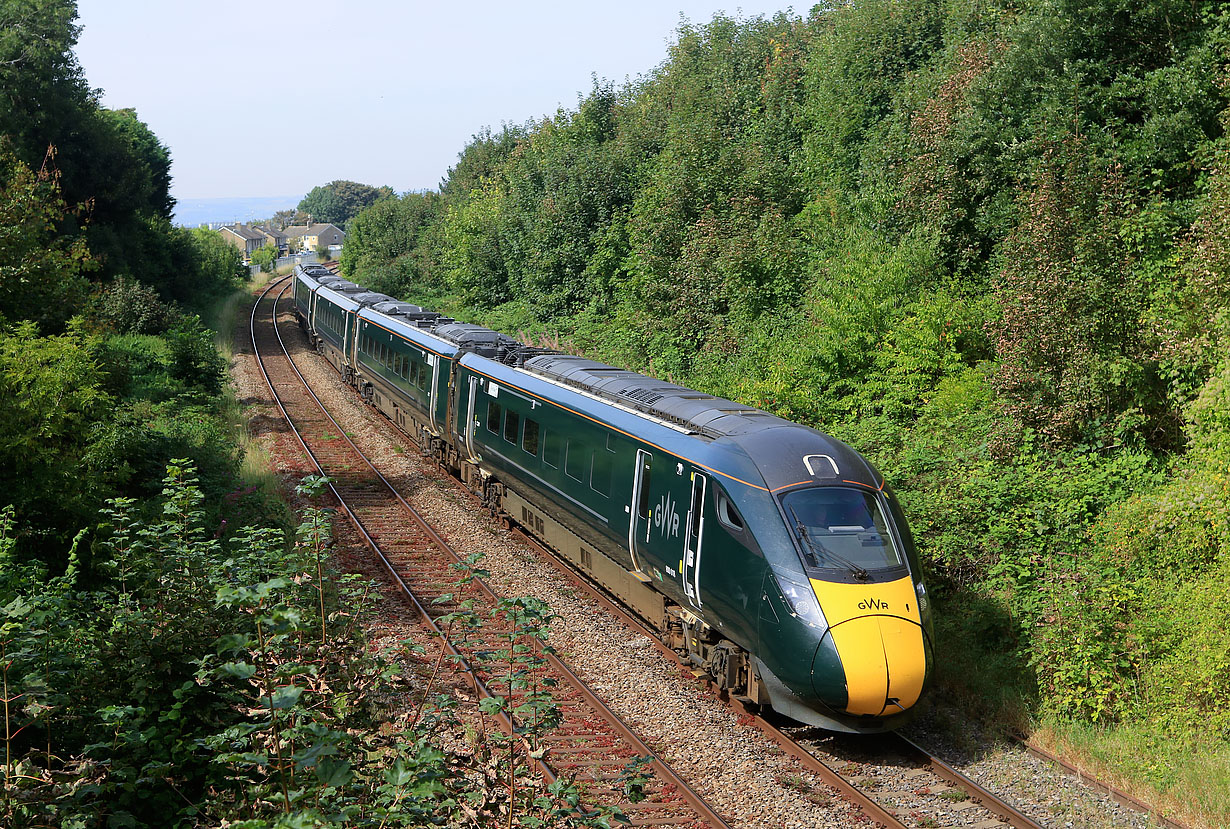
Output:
top-left (230, 288), bottom-right (1167, 829)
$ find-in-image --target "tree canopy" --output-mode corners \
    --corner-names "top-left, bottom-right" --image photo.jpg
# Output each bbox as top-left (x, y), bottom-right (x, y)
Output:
top-left (297, 179), bottom-right (395, 226)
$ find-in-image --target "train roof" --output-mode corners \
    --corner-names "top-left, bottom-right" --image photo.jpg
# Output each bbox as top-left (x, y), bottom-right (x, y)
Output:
top-left (319, 276), bottom-right (880, 492)
top-left (358, 306), bottom-right (463, 356)
top-left (515, 354), bottom-right (878, 491)
top-left (433, 323), bottom-right (519, 358)
top-left (315, 284), bottom-right (365, 310)
top-left (520, 354), bottom-right (787, 439)
top-left (350, 291), bottom-right (395, 306)
top-left (372, 300), bottom-right (425, 315)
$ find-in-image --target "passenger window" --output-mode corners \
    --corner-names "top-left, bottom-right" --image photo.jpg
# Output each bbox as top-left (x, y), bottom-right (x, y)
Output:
top-left (487, 401), bottom-right (501, 433)
top-left (522, 419), bottom-right (540, 456)
top-left (565, 442), bottom-right (585, 481)
top-left (716, 492), bottom-right (745, 531)
top-left (503, 409), bottom-right (519, 444)
top-left (543, 431), bottom-right (561, 468)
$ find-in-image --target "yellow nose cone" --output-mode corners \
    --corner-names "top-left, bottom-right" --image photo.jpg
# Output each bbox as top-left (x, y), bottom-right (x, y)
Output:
top-left (810, 576), bottom-right (928, 716)
top-left (826, 615), bottom-right (926, 716)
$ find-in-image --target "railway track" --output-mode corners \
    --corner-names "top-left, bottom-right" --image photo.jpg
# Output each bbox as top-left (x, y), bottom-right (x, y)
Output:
top-left (248, 272), bottom-right (1178, 829)
top-left (248, 276), bottom-right (731, 828)
top-left (510, 526), bottom-right (1048, 829)
top-left (513, 521), bottom-right (1190, 829)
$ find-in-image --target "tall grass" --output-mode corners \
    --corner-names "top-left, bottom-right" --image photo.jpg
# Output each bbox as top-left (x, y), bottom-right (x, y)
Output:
top-left (202, 272), bottom-right (294, 530)
top-left (1033, 720), bottom-right (1230, 829)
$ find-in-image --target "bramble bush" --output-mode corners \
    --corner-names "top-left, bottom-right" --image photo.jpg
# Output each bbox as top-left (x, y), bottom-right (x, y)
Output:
top-left (0, 466), bottom-right (637, 827)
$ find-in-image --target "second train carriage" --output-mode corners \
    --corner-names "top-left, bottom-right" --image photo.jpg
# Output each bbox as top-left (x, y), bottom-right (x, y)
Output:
top-left (292, 264), bottom-right (933, 733)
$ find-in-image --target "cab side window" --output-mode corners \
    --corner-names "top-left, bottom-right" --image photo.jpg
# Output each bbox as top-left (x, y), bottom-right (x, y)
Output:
top-left (714, 488), bottom-right (761, 557)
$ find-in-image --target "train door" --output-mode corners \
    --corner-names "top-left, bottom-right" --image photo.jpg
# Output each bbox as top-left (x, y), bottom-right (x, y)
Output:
top-left (464, 375), bottom-right (480, 459)
top-left (628, 449), bottom-right (652, 575)
top-left (682, 472), bottom-right (707, 609)
top-left (428, 354), bottom-right (440, 430)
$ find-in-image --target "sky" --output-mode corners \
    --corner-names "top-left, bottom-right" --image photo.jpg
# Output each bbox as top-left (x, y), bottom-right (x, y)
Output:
top-left (75, 1), bottom-right (798, 202)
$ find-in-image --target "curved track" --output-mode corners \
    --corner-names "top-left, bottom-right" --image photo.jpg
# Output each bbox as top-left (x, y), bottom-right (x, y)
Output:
top-left (249, 276), bottom-right (732, 829)
top-left (251, 272), bottom-right (1185, 829)
top-left (511, 526), bottom-right (1046, 829)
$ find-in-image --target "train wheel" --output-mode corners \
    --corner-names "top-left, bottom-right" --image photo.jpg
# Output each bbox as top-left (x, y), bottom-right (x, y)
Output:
top-left (707, 640), bottom-right (743, 692)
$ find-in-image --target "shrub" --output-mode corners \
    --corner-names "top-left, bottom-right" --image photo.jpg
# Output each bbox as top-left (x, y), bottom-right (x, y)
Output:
top-left (92, 274), bottom-right (173, 334)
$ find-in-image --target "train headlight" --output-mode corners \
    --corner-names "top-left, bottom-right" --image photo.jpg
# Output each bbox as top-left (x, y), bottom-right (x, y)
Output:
top-left (776, 574), bottom-right (828, 630)
top-left (915, 580), bottom-right (932, 627)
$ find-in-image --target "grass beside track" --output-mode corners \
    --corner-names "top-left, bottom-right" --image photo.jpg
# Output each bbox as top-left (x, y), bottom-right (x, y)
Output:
top-left (205, 270), bottom-right (295, 531)
top-left (1032, 721), bottom-right (1230, 829)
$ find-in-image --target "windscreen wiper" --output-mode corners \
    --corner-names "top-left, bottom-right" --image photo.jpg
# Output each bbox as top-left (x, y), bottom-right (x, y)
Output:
top-left (788, 506), bottom-right (869, 581)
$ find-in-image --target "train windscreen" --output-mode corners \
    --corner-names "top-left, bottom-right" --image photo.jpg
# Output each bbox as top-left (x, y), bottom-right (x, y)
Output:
top-left (778, 487), bottom-right (904, 576)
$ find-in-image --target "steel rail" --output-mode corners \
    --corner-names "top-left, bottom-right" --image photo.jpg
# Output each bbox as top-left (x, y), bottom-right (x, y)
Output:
top-left (891, 733), bottom-right (1044, 829)
top-left (509, 529), bottom-right (1053, 829)
top-left (248, 277), bottom-right (731, 828)
top-left (505, 529), bottom-right (907, 828)
top-left (1015, 737), bottom-right (1191, 829)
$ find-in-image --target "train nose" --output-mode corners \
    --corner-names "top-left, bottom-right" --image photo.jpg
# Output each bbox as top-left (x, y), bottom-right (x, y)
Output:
top-left (816, 614), bottom-right (927, 717)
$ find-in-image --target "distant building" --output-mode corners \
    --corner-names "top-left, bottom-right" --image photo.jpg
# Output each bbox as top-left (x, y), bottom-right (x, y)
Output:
top-left (282, 222), bottom-right (345, 253)
top-left (254, 225), bottom-right (288, 255)
top-left (217, 224), bottom-right (268, 262)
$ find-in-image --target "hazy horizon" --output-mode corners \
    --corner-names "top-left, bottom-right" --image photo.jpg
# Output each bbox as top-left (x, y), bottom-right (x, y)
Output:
top-left (172, 195), bottom-right (304, 228)
top-left (74, 1), bottom-right (798, 201)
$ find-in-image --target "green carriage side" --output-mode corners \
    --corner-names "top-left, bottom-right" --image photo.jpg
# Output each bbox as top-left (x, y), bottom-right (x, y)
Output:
top-left (354, 306), bottom-right (458, 446)
top-left (449, 350), bottom-right (778, 663)
top-left (306, 281), bottom-right (367, 377)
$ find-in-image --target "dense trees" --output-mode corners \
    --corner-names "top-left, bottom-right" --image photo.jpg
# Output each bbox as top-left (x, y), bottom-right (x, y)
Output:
top-left (297, 179), bottom-right (395, 226)
top-left (0, 0), bottom-right (248, 562)
top-left (340, 2), bottom-right (1230, 807)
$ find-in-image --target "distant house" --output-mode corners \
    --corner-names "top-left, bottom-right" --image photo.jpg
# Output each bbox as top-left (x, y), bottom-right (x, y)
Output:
top-left (218, 224), bottom-right (268, 262)
top-left (283, 223), bottom-right (345, 253)
top-left (254, 226), bottom-right (288, 255)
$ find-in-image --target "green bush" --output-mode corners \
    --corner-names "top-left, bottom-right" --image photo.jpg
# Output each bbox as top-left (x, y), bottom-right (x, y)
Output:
top-left (92, 275), bottom-right (173, 334)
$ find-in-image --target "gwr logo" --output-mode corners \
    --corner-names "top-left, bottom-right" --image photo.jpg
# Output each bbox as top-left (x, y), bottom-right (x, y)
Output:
top-left (654, 492), bottom-right (680, 539)
top-left (858, 598), bottom-right (889, 611)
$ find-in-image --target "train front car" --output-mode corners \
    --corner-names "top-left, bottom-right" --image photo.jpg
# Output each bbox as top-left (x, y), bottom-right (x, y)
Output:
top-left (733, 427), bottom-right (933, 733)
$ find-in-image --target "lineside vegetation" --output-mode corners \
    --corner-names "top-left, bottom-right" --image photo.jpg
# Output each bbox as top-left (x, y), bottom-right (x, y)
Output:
top-left (340, 2), bottom-right (1230, 822)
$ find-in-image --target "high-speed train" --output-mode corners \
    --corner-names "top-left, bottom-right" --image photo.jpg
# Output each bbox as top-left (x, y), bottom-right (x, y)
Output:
top-left (293, 263), bottom-right (932, 732)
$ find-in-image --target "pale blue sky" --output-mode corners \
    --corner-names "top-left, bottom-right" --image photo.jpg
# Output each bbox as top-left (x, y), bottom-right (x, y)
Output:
top-left (75, 1), bottom-right (798, 200)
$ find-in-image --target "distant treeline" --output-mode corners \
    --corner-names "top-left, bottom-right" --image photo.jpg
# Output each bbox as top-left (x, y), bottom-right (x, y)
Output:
top-left (341, 0), bottom-right (1230, 793)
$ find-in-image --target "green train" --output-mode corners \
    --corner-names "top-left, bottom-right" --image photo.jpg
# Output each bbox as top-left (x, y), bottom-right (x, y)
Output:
top-left (293, 264), bottom-right (933, 733)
